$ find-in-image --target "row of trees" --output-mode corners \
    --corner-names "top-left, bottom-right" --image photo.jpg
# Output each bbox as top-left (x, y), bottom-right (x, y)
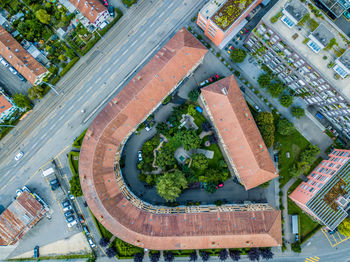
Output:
top-left (138, 248), bottom-right (273, 262)
top-left (255, 112), bottom-right (275, 148)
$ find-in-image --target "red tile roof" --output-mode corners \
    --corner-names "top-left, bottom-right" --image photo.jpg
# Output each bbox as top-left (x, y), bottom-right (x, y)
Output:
top-left (201, 76), bottom-right (278, 190)
top-left (0, 191), bottom-right (47, 245)
top-left (0, 26), bottom-right (47, 85)
top-left (0, 95), bottom-right (12, 115)
top-left (70, 0), bottom-right (107, 24)
top-left (79, 28), bottom-right (281, 250)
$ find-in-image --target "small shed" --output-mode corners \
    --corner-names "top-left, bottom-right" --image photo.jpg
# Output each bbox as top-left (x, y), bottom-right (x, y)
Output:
top-left (291, 215), bottom-right (299, 234)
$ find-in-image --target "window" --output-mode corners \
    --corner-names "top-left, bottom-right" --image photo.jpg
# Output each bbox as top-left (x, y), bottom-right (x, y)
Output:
top-left (329, 163), bottom-right (333, 167)
top-left (311, 173), bottom-right (316, 177)
top-left (309, 188), bottom-right (314, 192)
top-left (281, 15), bottom-right (295, 28)
top-left (320, 168), bottom-right (325, 172)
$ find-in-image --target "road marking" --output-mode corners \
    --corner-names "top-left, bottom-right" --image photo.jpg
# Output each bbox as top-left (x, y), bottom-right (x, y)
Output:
top-left (95, 76), bottom-right (102, 83)
top-left (68, 104), bottom-right (75, 111)
top-left (58, 114), bottom-right (65, 121)
top-left (9, 176), bottom-right (15, 183)
top-left (31, 142), bottom-right (39, 149)
top-left (113, 58), bottom-right (120, 65)
top-left (140, 31), bottom-right (146, 37)
top-left (121, 49), bottom-right (128, 56)
top-left (314, 257), bottom-right (320, 259)
top-left (305, 257), bottom-right (319, 262)
top-left (44, 176), bottom-right (64, 215)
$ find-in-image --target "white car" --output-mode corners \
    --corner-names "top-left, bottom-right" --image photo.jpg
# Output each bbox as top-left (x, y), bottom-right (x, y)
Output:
top-left (14, 151), bottom-right (24, 161)
top-left (66, 216), bottom-right (77, 228)
top-left (0, 57), bottom-right (9, 67)
top-left (137, 151), bottom-right (142, 162)
top-left (8, 67), bottom-right (17, 75)
top-left (88, 237), bottom-right (96, 248)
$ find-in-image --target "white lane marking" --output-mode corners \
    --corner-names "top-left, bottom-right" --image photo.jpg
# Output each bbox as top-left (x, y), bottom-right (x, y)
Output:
top-left (113, 58), bottom-right (120, 65)
top-left (58, 114), bottom-right (65, 121)
top-left (140, 31), bottom-right (146, 37)
top-left (95, 76), bottom-right (102, 83)
top-left (31, 142), bottom-right (39, 149)
top-left (67, 104), bottom-right (74, 111)
top-left (121, 49), bottom-right (128, 56)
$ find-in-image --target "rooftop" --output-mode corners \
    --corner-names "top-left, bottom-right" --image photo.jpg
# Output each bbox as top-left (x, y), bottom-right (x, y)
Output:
top-left (338, 48), bottom-right (350, 71)
top-left (69, 0), bottom-right (107, 24)
top-left (310, 23), bottom-right (335, 47)
top-left (318, 0), bottom-right (349, 17)
top-left (284, 0), bottom-right (308, 23)
top-left (212, 0), bottom-right (256, 31)
top-left (79, 28), bottom-right (281, 250)
top-left (201, 76), bottom-right (278, 190)
top-left (0, 94), bottom-right (12, 115)
top-left (0, 26), bottom-right (47, 85)
top-left (262, 0), bottom-right (350, 99)
top-left (0, 191), bottom-right (47, 245)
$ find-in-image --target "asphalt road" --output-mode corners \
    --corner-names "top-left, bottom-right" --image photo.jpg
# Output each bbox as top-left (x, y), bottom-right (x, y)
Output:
top-left (0, 0), bottom-right (205, 210)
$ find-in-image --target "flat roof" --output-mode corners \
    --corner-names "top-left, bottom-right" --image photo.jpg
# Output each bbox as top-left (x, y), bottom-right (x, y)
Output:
top-left (262, 0), bottom-right (350, 99)
top-left (201, 76), bottom-right (278, 190)
top-left (199, 0), bottom-right (227, 20)
top-left (310, 23), bottom-right (335, 47)
top-left (284, 0), bottom-right (308, 22)
top-left (79, 28), bottom-right (282, 250)
top-left (318, 0), bottom-right (348, 17)
top-left (338, 48), bottom-right (350, 71)
top-left (212, 0), bottom-right (257, 31)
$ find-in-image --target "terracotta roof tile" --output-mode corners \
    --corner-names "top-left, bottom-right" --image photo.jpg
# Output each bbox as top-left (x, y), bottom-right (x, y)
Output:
top-left (0, 95), bottom-right (12, 115)
top-left (201, 76), bottom-right (278, 190)
top-left (79, 28), bottom-right (281, 250)
top-left (0, 26), bottom-right (47, 85)
top-left (70, 0), bottom-right (107, 24)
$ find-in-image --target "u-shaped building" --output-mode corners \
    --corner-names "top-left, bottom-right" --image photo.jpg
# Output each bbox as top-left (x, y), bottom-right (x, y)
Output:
top-left (79, 28), bottom-right (281, 250)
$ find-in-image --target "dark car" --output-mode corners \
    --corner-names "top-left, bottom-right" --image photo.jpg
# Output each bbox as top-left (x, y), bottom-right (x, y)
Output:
top-left (50, 179), bottom-right (60, 191)
top-left (83, 225), bottom-right (90, 236)
top-left (274, 153), bottom-right (279, 162)
top-left (108, 5), bottom-right (115, 17)
top-left (34, 246), bottom-right (39, 258)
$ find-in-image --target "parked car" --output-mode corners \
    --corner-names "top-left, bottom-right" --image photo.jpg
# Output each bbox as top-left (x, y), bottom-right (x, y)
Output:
top-left (78, 214), bottom-right (85, 224)
top-left (138, 150), bottom-right (142, 162)
top-left (14, 151), bottom-right (24, 161)
top-left (108, 5), bottom-right (115, 17)
top-left (64, 210), bottom-right (74, 218)
top-left (83, 225), bottom-right (90, 236)
top-left (61, 200), bottom-right (72, 212)
top-left (145, 125), bottom-right (152, 131)
top-left (254, 105), bottom-right (262, 112)
top-left (68, 190), bottom-right (75, 200)
top-left (66, 215), bottom-right (77, 227)
top-left (50, 179), bottom-right (60, 191)
top-left (103, 0), bottom-right (108, 6)
top-left (0, 57), bottom-right (9, 67)
top-left (8, 66), bottom-right (17, 75)
top-left (88, 237), bottom-right (96, 248)
top-left (199, 79), bottom-right (209, 87)
top-left (34, 246), bottom-right (39, 258)
top-left (18, 74), bottom-right (26, 82)
top-left (274, 153), bottom-right (279, 162)
top-left (209, 74), bottom-right (220, 82)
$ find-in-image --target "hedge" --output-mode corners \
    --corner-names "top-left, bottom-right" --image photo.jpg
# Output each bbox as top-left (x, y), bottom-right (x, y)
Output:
top-left (99, 8), bottom-right (123, 36)
top-left (73, 129), bottom-right (87, 149)
top-left (51, 75), bottom-right (60, 85)
top-left (81, 33), bottom-right (101, 55)
top-left (59, 57), bottom-right (80, 77)
top-left (122, 0), bottom-right (137, 7)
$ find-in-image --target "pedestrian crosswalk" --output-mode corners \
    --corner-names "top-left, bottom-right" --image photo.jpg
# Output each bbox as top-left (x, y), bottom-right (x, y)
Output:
top-left (305, 256), bottom-right (320, 262)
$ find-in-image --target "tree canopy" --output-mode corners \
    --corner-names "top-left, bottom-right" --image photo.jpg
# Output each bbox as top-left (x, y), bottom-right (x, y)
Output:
top-left (257, 74), bottom-right (272, 88)
top-left (338, 218), bottom-right (350, 236)
top-left (291, 106), bottom-right (305, 118)
top-left (279, 94), bottom-right (294, 107)
top-left (155, 170), bottom-right (188, 201)
top-left (255, 112), bottom-right (275, 148)
top-left (12, 94), bottom-right (32, 109)
top-left (268, 82), bottom-right (284, 98)
top-left (35, 9), bottom-right (51, 24)
top-left (188, 89), bottom-right (200, 102)
top-left (277, 118), bottom-right (294, 136)
top-left (156, 144), bottom-right (176, 169)
top-left (230, 48), bottom-right (247, 63)
top-left (191, 153), bottom-right (208, 170)
top-left (175, 129), bottom-right (201, 150)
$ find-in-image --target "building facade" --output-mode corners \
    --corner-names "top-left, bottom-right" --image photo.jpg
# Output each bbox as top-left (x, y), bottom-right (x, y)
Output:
top-left (0, 88), bottom-right (17, 123)
top-left (69, 0), bottom-right (109, 29)
top-left (244, 0), bottom-right (350, 137)
top-left (0, 26), bottom-right (48, 86)
top-left (289, 149), bottom-right (350, 230)
top-left (197, 0), bottom-right (262, 48)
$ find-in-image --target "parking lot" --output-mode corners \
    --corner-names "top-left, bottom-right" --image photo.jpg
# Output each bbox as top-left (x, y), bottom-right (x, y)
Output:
top-left (0, 61), bottom-right (31, 95)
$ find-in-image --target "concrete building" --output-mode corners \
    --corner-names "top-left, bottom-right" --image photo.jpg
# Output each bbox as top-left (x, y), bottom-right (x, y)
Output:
top-left (0, 26), bottom-right (48, 86)
top-left (79, 28), bottom-right (281, 250)
top-left (289, 149), bottom-right (350, 231)
top-left (197, 0), bottom-right (262, 48)
top-left (315, 0), bottom-right (350, 19)
top-left (0, 190), bottom-right (48, 245)
top-left (200, 75), bottom-right (278, 190)
top-left (69, 0), bottom-right (109, 29)
top-left (244, 0), bottom-right (350, 137)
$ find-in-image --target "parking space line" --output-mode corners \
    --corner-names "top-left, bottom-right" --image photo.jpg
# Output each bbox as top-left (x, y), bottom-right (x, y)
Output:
top-left (336, 231), bottom-right (343, 240)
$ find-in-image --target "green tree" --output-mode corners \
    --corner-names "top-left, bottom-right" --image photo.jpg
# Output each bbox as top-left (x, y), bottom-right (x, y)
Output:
top-left (299, 144), bottom-right (320, 164)
top-left (277, 118), bottom-right (294, 136)
top-left (291, 242), bottom-right (301, 253)
top-left (156, 144), bottom-right (176, 169)
top-left (156, 122), bottom-right (169, 136)
top-left (58, 54), bottom-right (67, 61)
top-left (156, 170), bottom-right (187, 201)
top-left (28, 85), bottom-right (45, 100)
top-left (268, 82), bottom-right (284, 97)
top-left (35, 9), bottom-right (51, 24)
top-left (188, 89), bottom-right (200, 102)
top-left (175, 129), bottom-right (201, 150)
top-left (12, 94), bottom-right (32, 109)
top-left (230, 48), bottom-right (247, 63)
top-left (338, 218), bottom-right (350, 237)
top-left (69, 175), bottom-right (83, 197)
top-left (257, 74), bottom-right (271, 88)
top-left (291, 106), bottom-right (305, 118)
top-left (279, 94), bottom-right (294, 107)
top-left (255, 112), bottom-right (275, 148)
top-left (191, 153), bottom-right (208, 170)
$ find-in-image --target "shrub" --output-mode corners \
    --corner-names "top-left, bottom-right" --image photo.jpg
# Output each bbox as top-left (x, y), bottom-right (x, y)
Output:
top-left (59, 57), bottom-right (79, 77)
top-left (214, 200), bottom-right (223, 206)
top-left (234, 70), bottom-right (241, 77)
top-left (270, 16), bottom-right (278, 23)
top-left (188, 89), bottom-right (200, 102)
top-left (279, 94), bottom-right (294, 108)
top-left (247, 248), bottom-right (260, 261)
top-left (162, 95), bottom-right (172, 105)
top-left (164, 251), bottom-right (174, 262)
top-left (256, 112), bottom-right (275, 148)
top-left (149, 252), bottom-right (160, 262)
top-left (99, 237), bottom-right (109, 247)
top-left (219, 249), bottom-right (228, 261)
top-left (189, 251), bottom-right (198, 261)
top-left (229, 249), bottom-right (241, 261)
top-left (291, 106), bottom-right (305, 119)
top-left (230, 49), bottom-right (247, 63)
top-left (199, 251), bottom-right (210, 261)
top-left (12, 94), bottom-right (32, 109)
top-left (260, 248), bottom-right (273, 260)
top-left (106, 247), bottom-right (118, 258)
top-left (291, 242), bottom-right (301, 253)
top-left (134, 253), bottom-right (144, 262)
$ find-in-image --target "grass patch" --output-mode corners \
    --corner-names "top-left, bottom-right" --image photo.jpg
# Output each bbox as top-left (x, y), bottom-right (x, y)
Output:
top-left (73, 129), bottom-right (87, 149)
top-left (68, 151), bottom-right (80, 175)
top-left (59, 57), bottom-right (80, 77)
top-left (192, 110), bottom-right (206, 129)
top-left (8, 253), bottom-right (93, 261)
top-left (275, 129), bottom-right (311, 187)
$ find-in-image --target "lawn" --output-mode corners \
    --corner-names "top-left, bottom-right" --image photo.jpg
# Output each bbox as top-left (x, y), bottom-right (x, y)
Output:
top-left (201, 138), bottom-right (225, 169)
top-left (68, 151), bottom-right (79, 175)
top-left (275, 129), bottom-right (311, 187)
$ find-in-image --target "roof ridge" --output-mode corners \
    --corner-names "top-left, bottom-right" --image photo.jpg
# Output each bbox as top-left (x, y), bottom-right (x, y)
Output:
top-left (266, 211), bottom-right (282, 244)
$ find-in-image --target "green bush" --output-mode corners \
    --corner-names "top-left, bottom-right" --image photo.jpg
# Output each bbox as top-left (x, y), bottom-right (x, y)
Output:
top-left (162, 95), bottom-right (172, 105)
top-left (114, 237), bottom-right (143, 257)
top-left (59, 57), bottom-right (79, 77)
top-left (291, 242), bottom-right (301, 253)
top-left (51, 75), bottom-right (60, 85)
top-left (68, 151), bottom-right (82, 197)
top-left (270, 16), bottom-right (278, 23)
top-left (73, 129), bottom-right (87, 149)
top-left (122, 0), bottom-right (137, 7)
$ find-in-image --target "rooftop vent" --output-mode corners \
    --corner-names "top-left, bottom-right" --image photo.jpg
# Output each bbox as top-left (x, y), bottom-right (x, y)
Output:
top-left (15, 48), bottom-right (19, 52)
top-left (221, 87), bottom-right (228, 95)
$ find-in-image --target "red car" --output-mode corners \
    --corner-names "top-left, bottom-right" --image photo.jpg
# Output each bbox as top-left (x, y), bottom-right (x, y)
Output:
top-left (216, 183), bottom-right (224, 189)
top-left (229, 45), bottom-right (234, 50)
top-left (103, 0), bottom-right (108, 6)
top-left (209, 74), bottom-right (220, 82)
top-left (78, 214), bottom-right (85, 224)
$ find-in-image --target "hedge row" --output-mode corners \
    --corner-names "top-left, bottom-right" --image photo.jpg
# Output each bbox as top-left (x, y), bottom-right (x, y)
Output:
top-left (59, 57), bottom-right (80, 77)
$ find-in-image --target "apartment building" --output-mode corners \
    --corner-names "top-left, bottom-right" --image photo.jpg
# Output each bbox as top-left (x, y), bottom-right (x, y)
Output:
top-left (69, 0), bottom-right (109, 29)
top-left (290, 149), bottom-right (350, 231)
top-left (197, 0), bottom-right (262, 48)
top-left (315, 0), bottom-right (349, 19)
top-left (0, 91), bottom-right (15, 123)
top-left (244, 0), bottom-right (350, 137)
top-left (0, 26), bottom-right (48, 86)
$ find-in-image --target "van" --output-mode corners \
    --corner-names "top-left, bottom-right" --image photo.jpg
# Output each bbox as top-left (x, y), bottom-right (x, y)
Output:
top-left (0, 58), bottom-right (9, 67)
top-left (42, 167), bottom-right (55, 177)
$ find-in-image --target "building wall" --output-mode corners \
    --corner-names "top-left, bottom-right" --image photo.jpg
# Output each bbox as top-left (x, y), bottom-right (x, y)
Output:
top-left (197, 0), bottom-right (262, 47)
top-left (289, 149), bottom-right (350, 224)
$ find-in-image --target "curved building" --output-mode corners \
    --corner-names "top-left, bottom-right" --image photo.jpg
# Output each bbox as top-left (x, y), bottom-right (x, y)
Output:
top-left (79, 28), bottom-right (281, 250)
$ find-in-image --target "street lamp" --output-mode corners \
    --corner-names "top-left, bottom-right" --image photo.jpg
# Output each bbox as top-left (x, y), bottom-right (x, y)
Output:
top-left (42, 82), bottom-right (59, 95)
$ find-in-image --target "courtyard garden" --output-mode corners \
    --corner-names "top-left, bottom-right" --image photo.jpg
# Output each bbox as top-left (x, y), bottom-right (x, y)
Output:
top-left (137, 100), bottom-right (230, 202)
